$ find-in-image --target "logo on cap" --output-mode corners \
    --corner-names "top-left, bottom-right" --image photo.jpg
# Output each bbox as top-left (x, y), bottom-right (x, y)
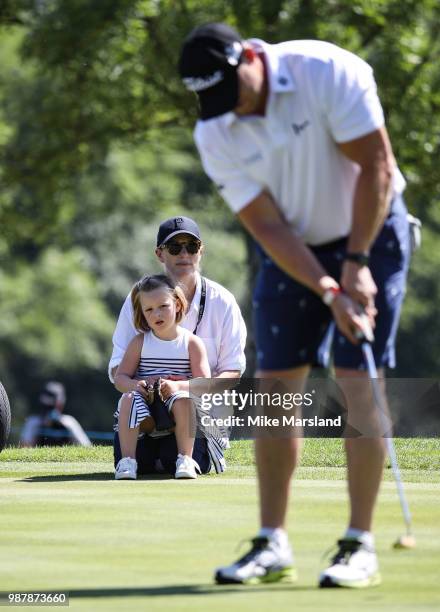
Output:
top-left (183, 70), bottom-right (224, 92)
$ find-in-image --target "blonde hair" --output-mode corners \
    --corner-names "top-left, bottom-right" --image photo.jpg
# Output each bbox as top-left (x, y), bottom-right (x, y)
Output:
top-left (131, 274), bottom-right (187, 333)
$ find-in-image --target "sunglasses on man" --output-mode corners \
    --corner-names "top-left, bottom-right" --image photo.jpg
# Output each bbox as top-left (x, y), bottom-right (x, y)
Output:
top-left (162, 240), bottom-right (202, 255)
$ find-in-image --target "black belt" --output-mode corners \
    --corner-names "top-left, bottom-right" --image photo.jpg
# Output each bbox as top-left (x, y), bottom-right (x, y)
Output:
top-left (309, 236), bottom-right (347, 253)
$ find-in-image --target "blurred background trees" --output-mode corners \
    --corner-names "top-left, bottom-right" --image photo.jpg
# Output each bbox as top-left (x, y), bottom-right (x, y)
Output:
top-left (0, 0), bottom-right (439, 436)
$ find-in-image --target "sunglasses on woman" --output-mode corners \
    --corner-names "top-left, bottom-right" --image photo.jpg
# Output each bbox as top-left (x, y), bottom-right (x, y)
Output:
top-left (163, 240), bottom-right (202, 255)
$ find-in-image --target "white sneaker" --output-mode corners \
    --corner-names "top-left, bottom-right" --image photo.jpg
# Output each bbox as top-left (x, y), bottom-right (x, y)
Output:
top-left (319, 538), bottom-right (381, 588)
top-left (215, 536), bottom-right (297, 585)
top-left (115, 457), bottom-right (137, 480)
top-left (175, 454), bottom-right (200, 479)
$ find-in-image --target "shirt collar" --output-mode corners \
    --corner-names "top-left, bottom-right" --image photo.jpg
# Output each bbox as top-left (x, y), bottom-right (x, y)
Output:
top-left (224, 38), bottom-right (295, 127)
top-left (252, 38), bottom-right (296, 94)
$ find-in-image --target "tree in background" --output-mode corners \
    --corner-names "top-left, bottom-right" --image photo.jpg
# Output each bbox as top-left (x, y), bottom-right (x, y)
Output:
top-left (0, 0), bottom-right (439, 431)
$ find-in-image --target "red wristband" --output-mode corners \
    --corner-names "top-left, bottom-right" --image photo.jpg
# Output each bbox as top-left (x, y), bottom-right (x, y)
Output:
top-left (322, 286), bottom-right (341, 306)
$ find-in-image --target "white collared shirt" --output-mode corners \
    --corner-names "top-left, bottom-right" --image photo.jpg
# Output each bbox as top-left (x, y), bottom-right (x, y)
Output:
top-left (108, 274), bottom-right (247, 381)
top-left (194, 39), bottom-right (405, 246)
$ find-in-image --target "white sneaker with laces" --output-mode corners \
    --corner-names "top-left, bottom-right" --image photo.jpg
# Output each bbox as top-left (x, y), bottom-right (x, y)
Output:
top-left (319, 538), bottom-right (381, 588)
top-left (215, 536), bottom-right (297, 584)
top-left (115, 457), bottom-right (137, 480)
top-left (175, 454), bottom-right (200, 479)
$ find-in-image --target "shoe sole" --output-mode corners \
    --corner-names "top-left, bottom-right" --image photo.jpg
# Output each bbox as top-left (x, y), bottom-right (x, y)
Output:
top-left (319, 572), bottom-right (381, 589)
top-left (215, 566), bottom-right (297, 585)
top-left (175, 472), bottom-right (197, 479)
top-left (115, 473), bottom-right (137, 480)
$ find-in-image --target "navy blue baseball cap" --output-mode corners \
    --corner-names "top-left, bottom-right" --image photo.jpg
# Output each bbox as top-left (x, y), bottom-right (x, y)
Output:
top-left (179, 23), bottom-right (244, 120)
top-left (156, 216), bottom-right (201, 247)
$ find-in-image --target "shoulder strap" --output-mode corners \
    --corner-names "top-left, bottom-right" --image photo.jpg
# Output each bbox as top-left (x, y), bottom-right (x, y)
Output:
top-left (193, 277), bottom-right (207, 335)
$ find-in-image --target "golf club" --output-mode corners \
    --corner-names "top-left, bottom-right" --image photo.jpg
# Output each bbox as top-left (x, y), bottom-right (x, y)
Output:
top-left (357, 316), bottom-right (416, 550)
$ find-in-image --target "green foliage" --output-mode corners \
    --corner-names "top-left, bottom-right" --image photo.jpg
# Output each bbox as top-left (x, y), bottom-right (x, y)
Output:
top-left (1, 1), bottom-right (439, 244)
top-left (398, 226), bottom-right (440, 376)
top-left (0, 0), bottom-right (439, 427)
top-left (0, 247), bottom-right (115, 422)
top-left (0, 247), bottom-right (113, 370)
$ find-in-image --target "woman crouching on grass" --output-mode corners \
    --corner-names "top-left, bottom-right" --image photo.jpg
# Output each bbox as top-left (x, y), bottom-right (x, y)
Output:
top-left (114, 274), bottom-right (210, 480)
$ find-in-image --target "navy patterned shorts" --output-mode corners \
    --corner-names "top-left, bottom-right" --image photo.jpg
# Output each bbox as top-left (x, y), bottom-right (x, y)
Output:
top-left (253, 196), bottom-right (411, 371)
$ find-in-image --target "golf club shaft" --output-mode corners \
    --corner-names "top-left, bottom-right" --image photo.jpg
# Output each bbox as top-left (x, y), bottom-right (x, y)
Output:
top-left (361, 341), bottom-right (413, 534)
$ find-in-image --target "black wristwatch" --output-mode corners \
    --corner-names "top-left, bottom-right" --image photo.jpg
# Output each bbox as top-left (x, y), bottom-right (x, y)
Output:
top-left (344, 251), bottom-right (370, 267)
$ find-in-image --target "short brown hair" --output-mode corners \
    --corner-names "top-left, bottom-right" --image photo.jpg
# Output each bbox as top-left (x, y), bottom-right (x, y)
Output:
top-left (131, 274), bottom-right (188, 333)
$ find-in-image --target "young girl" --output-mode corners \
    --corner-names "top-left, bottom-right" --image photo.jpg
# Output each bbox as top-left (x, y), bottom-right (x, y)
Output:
top-left (114, 274), bottom-right (211, 480)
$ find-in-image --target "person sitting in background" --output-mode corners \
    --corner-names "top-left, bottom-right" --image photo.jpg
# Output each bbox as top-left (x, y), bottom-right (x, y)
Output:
top-left (110, 216), bottom-right (247, 475)
top-left (114, 274), bottom-right (211, 480)
top-left (20, 381), bottom-right (91, 447)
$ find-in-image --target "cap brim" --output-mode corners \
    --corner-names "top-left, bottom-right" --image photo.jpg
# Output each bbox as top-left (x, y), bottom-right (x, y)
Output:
top-left (198, 72), bottom-right (239, 120)
top-left (160, 230), bottom-right (201, 246)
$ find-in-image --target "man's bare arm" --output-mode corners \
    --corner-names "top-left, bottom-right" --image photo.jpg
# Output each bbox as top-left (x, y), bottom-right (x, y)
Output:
top-left (238, 191), bottom-right (337, 297)
top-left (338, 126), bottom-right (394, 253)
top-left (338, 126), bottom-right (394, 310)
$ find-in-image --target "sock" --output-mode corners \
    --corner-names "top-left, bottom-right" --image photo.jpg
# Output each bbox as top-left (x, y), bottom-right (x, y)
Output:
top-left (258, 527), bottom-right (289, 548)
top-left (344, 528), bottom-right (375, 549)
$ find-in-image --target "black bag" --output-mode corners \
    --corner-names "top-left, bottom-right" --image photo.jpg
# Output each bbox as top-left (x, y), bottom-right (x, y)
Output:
top-left (148, 379), bottom-right (175, 432)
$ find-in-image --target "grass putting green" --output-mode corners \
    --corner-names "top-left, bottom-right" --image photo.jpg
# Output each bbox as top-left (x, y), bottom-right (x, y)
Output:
top-left (1, 441), bottom-right (439, 611)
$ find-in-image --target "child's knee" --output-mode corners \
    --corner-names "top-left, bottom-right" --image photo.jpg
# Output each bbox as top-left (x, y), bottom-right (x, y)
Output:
top-left (170, 398), bottom-right (192, 416)
top-left (118, 394), bottom-right (133, 420)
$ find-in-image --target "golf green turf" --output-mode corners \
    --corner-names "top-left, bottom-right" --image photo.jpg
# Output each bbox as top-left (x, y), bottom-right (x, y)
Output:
top-left (1, 442), bottom-right (439, 611)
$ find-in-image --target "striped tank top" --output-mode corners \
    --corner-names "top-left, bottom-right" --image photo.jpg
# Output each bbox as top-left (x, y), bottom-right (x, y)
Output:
top-left (137, 327), bottom-right (192, 379)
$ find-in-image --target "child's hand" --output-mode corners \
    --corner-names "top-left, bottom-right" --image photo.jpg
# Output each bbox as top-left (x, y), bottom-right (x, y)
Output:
top-left (135, 380), bottom-right (154, 403)
top-left (160, 378), bottom-right (184, 399)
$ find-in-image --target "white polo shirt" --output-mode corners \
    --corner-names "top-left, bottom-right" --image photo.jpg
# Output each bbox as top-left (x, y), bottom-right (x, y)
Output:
top-left (108, 274), bottom-right (247, 381)
top-left (194, 39), bottom-right (405, 246)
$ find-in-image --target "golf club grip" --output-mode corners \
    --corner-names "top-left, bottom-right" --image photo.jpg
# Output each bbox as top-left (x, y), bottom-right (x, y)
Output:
top-left (355, 312), bottom-right (375, 344)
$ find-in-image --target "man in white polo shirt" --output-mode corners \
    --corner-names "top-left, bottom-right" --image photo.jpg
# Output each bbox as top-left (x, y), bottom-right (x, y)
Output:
top-left (179, 23), bottom-right (411, 588)
top-left (110, 215), bottom-right (247, 477)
